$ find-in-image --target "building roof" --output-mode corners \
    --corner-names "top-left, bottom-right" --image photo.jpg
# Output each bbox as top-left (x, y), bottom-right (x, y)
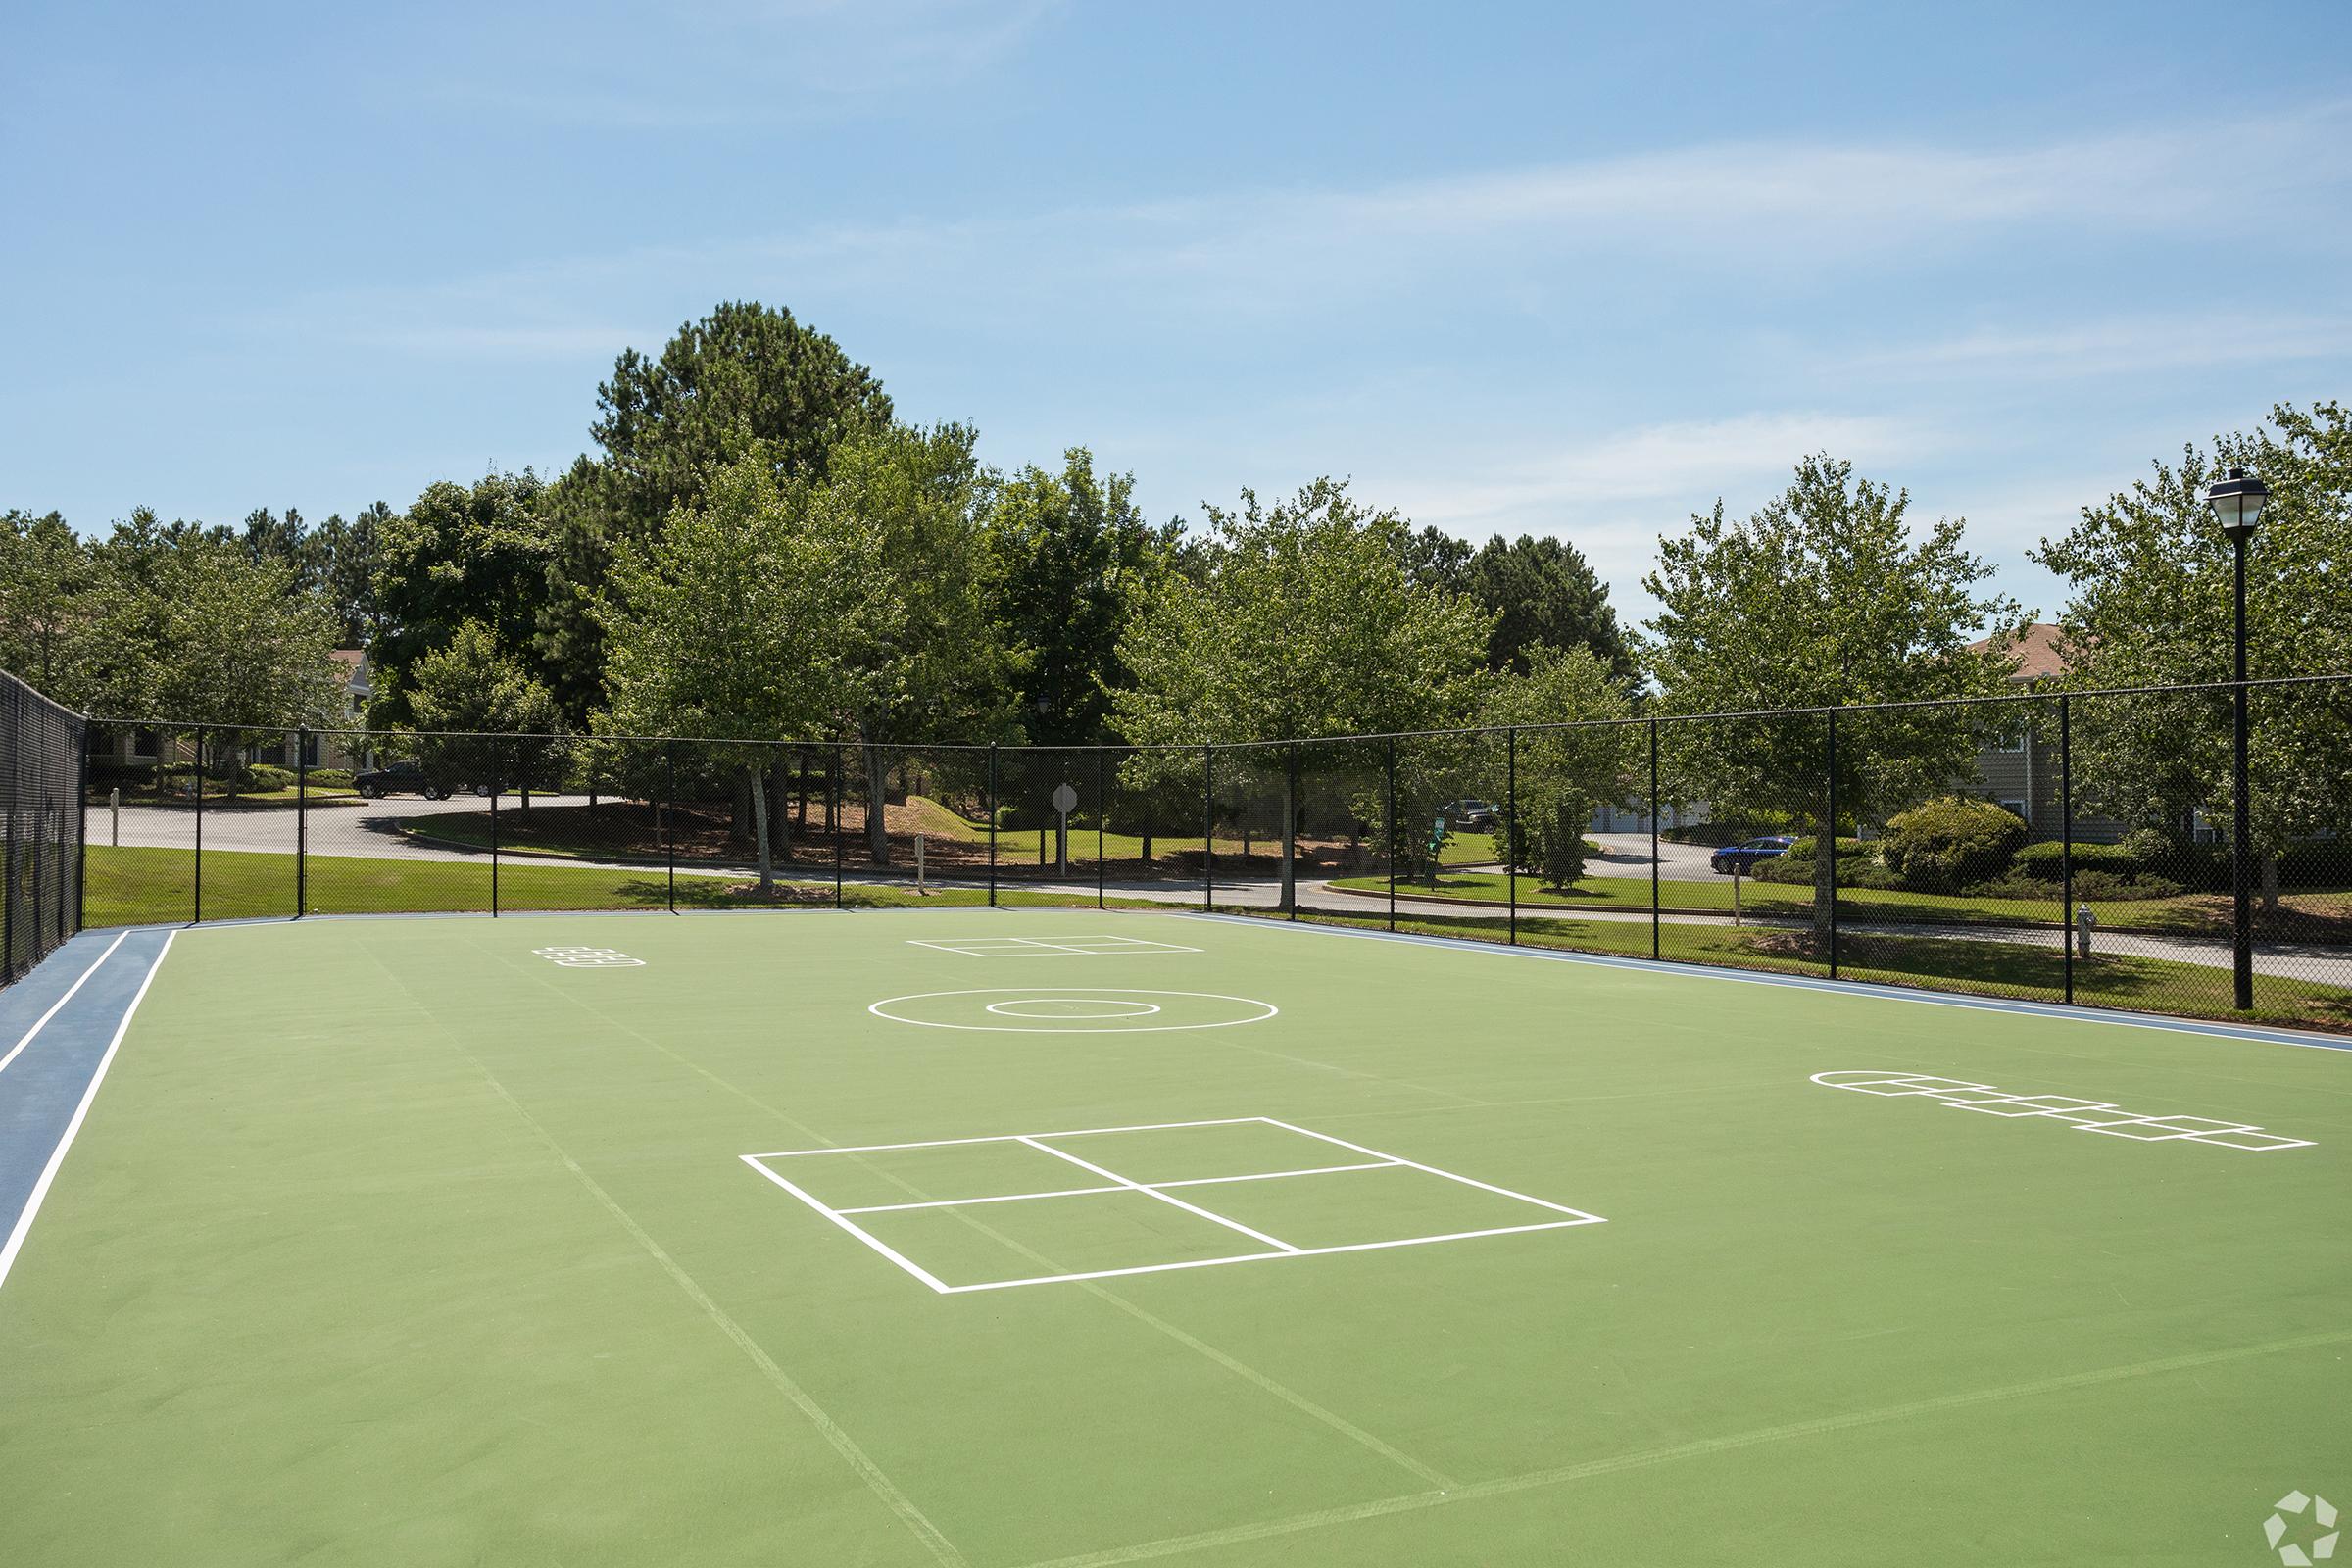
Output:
top-left (1969, 622), bottom-right (2071, 681)
top-left (328, 648), bottom-right (367, 668)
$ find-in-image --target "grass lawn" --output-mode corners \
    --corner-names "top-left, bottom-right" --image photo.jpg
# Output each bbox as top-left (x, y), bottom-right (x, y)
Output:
top-left (80, 845), bottom-right (1151, 927)
top-left (1327, 868), bottom-right (2352, 939)
top-left (1255, 903), bottom-right (2352, 1033)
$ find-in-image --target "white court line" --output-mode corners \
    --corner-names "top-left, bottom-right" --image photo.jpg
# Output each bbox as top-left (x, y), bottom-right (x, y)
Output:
top-left (0, 930), bottom-right (173, 1293)
top-left (737, 1155), bottom-right (956, 1294)
top-left (1017, 1138), bottom-right (1302, 1253)
top-left (938, 1221), bottom-right (1600, 1295)
top-left (1255, 1118), bottom-right (1610, 1223)
top-left (751, 1116), bottom-right (1268, 1159)
top-left (0, 930), bottom-right (129, 1079)
top-left (831, 1160), bottom-right (1399, 1215)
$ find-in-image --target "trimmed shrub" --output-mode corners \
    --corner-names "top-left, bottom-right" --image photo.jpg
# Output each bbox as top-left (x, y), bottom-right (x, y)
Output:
top-left (1880, 797), bottom-right (2028, 895)
top-left (1753, 839), bottom-right (1901, 889)
top-left (2009, 840), bottom-right (2141, 882)
top-left (309, 768), bottom-right (356, 788)
top-left (236, 763), bottom-right (297, 792)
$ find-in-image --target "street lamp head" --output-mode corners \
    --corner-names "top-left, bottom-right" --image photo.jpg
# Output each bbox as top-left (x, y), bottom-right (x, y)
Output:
top-left (2205, 466), bottom-right (2269, 544)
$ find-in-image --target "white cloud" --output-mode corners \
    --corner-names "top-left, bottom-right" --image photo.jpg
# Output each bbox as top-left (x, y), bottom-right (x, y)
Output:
top-left (1849, 314), bottom-right (2352, 381)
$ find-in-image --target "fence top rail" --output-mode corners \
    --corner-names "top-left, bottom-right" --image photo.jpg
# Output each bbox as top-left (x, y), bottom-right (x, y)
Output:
top-left (74, 670), bottom-right (2352, 756)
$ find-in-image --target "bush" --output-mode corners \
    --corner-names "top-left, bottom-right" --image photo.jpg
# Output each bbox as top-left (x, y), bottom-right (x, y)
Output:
top-left (1971, 868), bottom-right (2184, 903)
top-left (309, 768), bottom-right (355, 788)
top-left (2010, 840), bottom-right (2141, 882)
top-left (1753, 838), bottom-right (1900, 889)
top-left (1880, 797), bottom-right (2028, 895)
top-left (235, 763), bottom-right (297, 792)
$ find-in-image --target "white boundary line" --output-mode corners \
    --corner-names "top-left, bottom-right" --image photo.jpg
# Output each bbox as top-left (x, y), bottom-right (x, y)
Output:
top-left (0, 930), bottom-right (175, 1293)
top-left (907, 935), bottom-right (1201, 956)
top-left (866, 988), bottom-right (1277, 1034)
top-left (832, 1160), bottom-right (1398, 1215)
top-left (737, 1155), bottom-right (956, 1294)
top-left (1809, 1069), bottom-right (2314, 1150)
top-left (741, 1116), bottom-right (1605, 1293)
top-left (1014, 1137), bottom-right (1301, 1253)
top-left (0, 930), bottom-right (128, 1079)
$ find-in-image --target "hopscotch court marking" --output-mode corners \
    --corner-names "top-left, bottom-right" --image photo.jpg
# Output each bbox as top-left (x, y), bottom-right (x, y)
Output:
top-left (1811, 1070), bottom-right (2313, 1150)
top-left (907, 935), bottom-right (1202, 957)
top-left (739, 1116), bottom-right (1604, 1294)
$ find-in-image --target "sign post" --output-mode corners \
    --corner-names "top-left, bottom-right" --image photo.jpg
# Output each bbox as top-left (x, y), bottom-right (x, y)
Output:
top-left (1052, 782), bottom-right (1078, 876)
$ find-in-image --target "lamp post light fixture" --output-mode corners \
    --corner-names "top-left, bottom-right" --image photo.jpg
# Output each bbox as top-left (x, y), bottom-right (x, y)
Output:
top-left (2205, 466), bottom-right (2269, 1011)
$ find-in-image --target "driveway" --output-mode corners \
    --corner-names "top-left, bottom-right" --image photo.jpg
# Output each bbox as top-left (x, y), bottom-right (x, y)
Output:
top-left (1587, 832), bottom-right (1723, 881)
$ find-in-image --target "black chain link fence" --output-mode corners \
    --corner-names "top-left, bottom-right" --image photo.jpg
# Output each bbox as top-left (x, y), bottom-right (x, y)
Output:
top-left (27, 674), bottom-right (2352, 1032)
top-left (2, 671), bottom-right (86, 985)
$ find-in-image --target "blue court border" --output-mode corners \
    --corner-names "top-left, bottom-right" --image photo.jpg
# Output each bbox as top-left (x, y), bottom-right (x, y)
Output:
top-left (0, 926), bottom-right (176, 1290)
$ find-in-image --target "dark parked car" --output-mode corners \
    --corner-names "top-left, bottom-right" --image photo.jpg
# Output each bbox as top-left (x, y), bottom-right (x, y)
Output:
top-left (1443, 798), bottom-right (1502, 831)
top-left (354, 760), bottom-right (477, 801)
top-left (1709, 835), bottom-right (1797, 875)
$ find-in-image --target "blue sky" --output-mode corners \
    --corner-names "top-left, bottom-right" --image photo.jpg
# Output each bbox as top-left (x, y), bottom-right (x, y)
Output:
top-left (5, 0), bottom-right (2348, 629)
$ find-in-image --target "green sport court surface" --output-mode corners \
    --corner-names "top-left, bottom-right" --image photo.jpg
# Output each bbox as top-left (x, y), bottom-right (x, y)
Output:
top-left (1, 909), bottom-right (2347, 1566)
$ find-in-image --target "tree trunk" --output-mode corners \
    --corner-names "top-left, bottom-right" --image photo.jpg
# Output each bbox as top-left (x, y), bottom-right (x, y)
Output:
top-left (862, 741), bottom-right (891, 864)
top-left (1141, 806), bottom-right (1153, 870)
top-left (2260, 853), bottom-right (2280, 917)
top-left (795, 752), bottom-right (809, 831)
top-left (768, 763), bottom-right (792, 860)
top-left (747, 764), bottom-right (774, 896)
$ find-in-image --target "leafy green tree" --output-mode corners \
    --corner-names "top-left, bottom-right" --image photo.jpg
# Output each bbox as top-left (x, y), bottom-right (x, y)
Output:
top-left (369, 471), bottom-right (554, 728)
top-left (818, 425), bottom-right (1010, 863)
top-left (1643, 455), bottom-right (2021, 941)
top-left (0, 511), bottom-right (89, 696)
top-left (74, 522), bottom-right (345, 787)
top-left (537, 302), bottom-right (895, 719)
top-left (1113, 479), bottom-right (1494, 906)
top-left (407, 620), bottom-right (564, 807)
top-left (597, 457), bottom-right (871, 893)
top-left (1484, 646), bottom-right (1637, 887)
top-left (1465, 533), bottom-right (1633, 679)
top-left (1398, 525), bottom-right (1472, 594)
top-left (2033, 402), bottom-right (2352, 908)
top-left (984, 449), bottom-right (1175, 746)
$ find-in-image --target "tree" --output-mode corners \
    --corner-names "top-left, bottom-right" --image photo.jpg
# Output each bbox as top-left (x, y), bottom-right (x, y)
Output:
top-left (316, 504), bottom-right (392, 647)
top-left (984, 449), bottom-right (1175, 746)
top-left (1643, 455), bottom-right (2022, 942)
top-left (1465, 533), bottom-right (1633, 680)
top-left (1113, 479), bottom-right (1494, 906)
top-left (2032, 402), bottom-right (2352, 909)
top-left (0, 511), bottom-right (88, 696)
top-left (408, 620), bottom-right (563, 808)
top-left (597, 457), bottom-right (871, 893)
top-left (369, 471), bottom-right (554, 728)
top-left (537, 302), bottom-right (897, 719)
top-left (74, 522), bottom-right (345, 786)
top-left (1398, 525), bottom-right (1472, 594)
top-left (1483, 647), bottom-right (1637, 888)
top-left (818, 425), bottom-right (1010, 863)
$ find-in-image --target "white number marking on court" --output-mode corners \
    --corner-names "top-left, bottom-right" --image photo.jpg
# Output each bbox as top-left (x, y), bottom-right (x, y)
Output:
top-left (1810, 1070), bottom-right (2311, 1151)
top-left (738, 1115), bottom-right (1604, 1294)
top-left (533, 947), bottom-right (646, 968)
top-left (906, 935), bottom-right (1201, 957)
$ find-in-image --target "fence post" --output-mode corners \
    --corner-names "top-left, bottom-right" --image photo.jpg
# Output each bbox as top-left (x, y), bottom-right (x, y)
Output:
top-left (1096, 749), bottom-right (1107, 911)
top-left (1386, 736), bottom-right (1397, 933)
top-left (665, 743), bottom-right (678, 913)
top-left (489, 755), bottom-right (500, 918)
top-left (1649, 717), bottom-right (1661, 962)
top-left (1506, 726), bottom-right (1517, 946)
top-left (1202, 745), bottom-right (1214, 914)
top-left (2, 689), bottom-right (15, 979)
top-left (832, 744), bottom-right (844, 909)
top-left (1824, 709), bottom-right (1838, 981)
top-left (2231, 662), bottom-right (2255, 1011)
top-left (987, 743), bottom-right (999, 908)
top-left (74, 718), bottom-right (89, 936)
top-left (2060, 695), bottom-right (2074, 1006)
top-left (1286, 743), bottom-right (1299, 921)
top-left (295, 726), bottom-right (308, 918)
top-left (192, 727), bottom-right (204, 925)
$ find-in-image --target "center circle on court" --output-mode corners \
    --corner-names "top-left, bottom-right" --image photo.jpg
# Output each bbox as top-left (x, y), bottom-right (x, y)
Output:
top-left (984, 998), bottom-right (1163, 1019)
top-left (868, 989), bottom-right (1279, 1033)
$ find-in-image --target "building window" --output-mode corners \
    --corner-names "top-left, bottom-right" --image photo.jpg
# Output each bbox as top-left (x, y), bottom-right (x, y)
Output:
top-left (130, 726), bottom-right (159, 760)
top-left (1995, 724), bottom-right (2028, 754)
top-left (1999, 799), bottom-right (2029, 821)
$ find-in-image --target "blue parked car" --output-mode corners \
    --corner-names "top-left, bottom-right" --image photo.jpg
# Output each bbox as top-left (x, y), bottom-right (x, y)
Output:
top-left (1709, 835), bottom-right (1797, 875)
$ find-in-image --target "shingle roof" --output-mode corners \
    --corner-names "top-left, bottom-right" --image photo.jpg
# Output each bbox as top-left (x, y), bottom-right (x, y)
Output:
top-left (1968, 623), bottom-right (2071, 681)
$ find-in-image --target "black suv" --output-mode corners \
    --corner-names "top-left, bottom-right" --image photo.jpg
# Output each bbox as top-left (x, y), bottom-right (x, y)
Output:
top-left (354, 760), bottom-right (471, 801)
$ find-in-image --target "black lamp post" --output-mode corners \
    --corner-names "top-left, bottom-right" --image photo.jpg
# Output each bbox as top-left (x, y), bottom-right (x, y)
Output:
top-left (2205, 466), bottom-right (2269, 1010)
